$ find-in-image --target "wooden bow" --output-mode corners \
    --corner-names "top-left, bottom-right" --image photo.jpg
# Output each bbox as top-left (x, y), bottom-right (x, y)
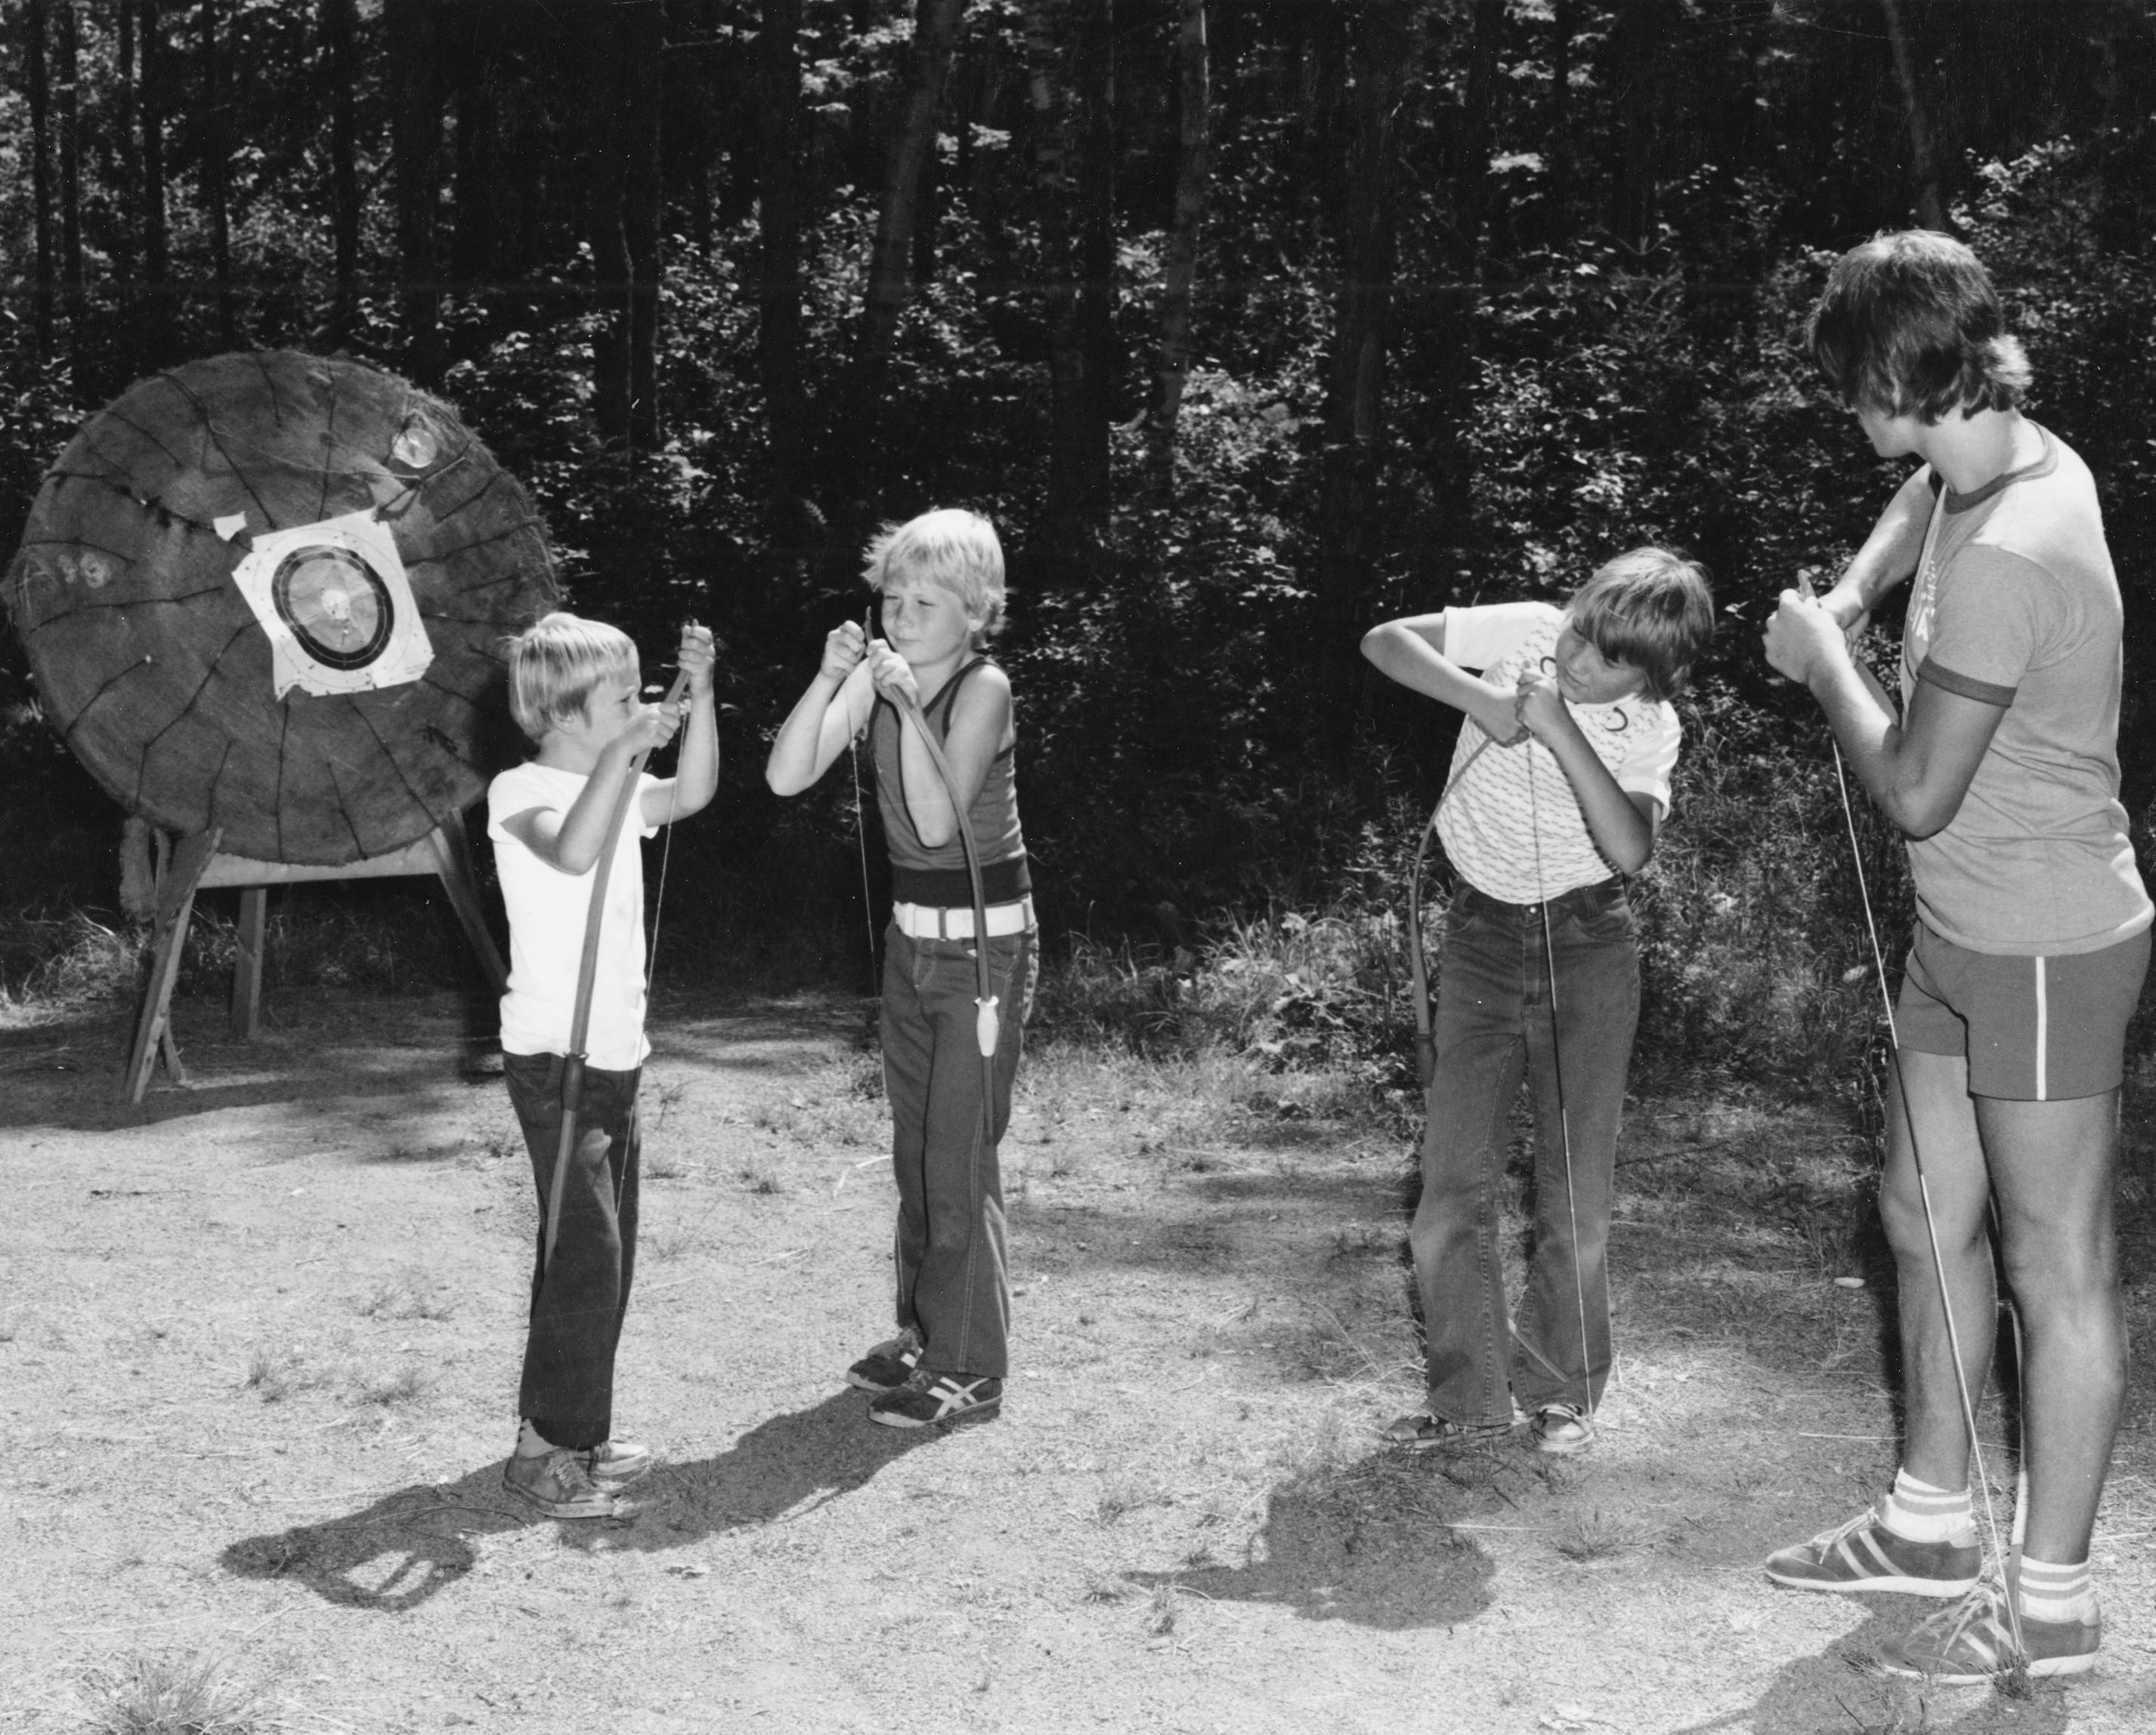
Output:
top-left (540, 662), bottom-right (693, 1275)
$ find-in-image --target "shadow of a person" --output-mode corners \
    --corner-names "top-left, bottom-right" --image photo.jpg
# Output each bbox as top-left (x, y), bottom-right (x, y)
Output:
top-left (220, 1390), bottom-right (945, 1613)
top-left (1127, 1450), bottom-right (1497, 1631)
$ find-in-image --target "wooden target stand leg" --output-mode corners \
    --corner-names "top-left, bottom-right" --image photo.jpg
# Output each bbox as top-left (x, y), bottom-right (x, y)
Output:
top-left (124, 812), bottom-right (508, 1103)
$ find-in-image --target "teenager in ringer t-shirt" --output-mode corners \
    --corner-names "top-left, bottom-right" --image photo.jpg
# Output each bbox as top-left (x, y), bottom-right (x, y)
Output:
top-left (1762, 231), bottom-right (2151, 1684)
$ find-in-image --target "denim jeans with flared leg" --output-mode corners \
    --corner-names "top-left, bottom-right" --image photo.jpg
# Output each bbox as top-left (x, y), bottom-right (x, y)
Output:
top-left (505, 1051), bottom-right (642, 1452)
top-left (880, 921), bottom-right (1035, 1381)
top-left (1409, 880), bottom-right (1638, 1424)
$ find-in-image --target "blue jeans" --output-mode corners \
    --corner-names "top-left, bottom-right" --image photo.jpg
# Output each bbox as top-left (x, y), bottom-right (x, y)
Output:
top-left (1409, 880), bottom-right (1638, 1423)
top-left (503, 1052), bottom-right (642, 1452)
top-left (880, 921), bottom-right (1035, 1381)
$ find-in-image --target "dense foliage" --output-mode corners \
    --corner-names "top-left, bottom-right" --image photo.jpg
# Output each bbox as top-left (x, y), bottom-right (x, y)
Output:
top-left (5, 1), bottom-right (2155, 1088)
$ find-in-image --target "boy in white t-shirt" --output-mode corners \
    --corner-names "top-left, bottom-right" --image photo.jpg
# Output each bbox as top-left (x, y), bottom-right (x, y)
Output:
top-left (1362, 549), bottom-right (1713, 1454)
top-left (487, 613), bottom-right (716, 1517)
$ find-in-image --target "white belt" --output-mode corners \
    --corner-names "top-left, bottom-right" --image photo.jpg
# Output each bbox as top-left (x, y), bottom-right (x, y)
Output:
top-left (892, 896), bottom-right (1032, 941)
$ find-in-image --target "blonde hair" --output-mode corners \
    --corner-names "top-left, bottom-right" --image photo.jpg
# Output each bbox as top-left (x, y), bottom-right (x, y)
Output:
top-left (1567, 548), bottom-right (1715, 703)
top-left (861, 509), bottom-right (1007, 642)
top-left (505, 611), bottom-right (639, 744)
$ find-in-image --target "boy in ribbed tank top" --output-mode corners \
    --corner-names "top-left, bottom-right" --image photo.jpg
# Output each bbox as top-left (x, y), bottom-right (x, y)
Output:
top-left (766, 509), bottom-right (1034, 1427)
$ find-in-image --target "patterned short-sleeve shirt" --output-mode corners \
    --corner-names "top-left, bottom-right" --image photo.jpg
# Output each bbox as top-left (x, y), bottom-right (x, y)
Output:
top-left (1434, 602), bottom-right (1681, 904)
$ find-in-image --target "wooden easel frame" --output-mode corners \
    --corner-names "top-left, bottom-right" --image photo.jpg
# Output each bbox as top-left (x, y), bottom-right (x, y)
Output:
top-left (122, 812), bottom-right (508, 1103)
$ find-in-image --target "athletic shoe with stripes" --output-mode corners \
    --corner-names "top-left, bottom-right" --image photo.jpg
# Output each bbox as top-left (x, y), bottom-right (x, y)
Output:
top-left (1881, 1580), bottom-right (2100, 1683)
top-left (868, 1369), bottom-right (1002, 1429)
top-left (846, 1329), bottom-right (924, 1393)
top-left (1764, 1505), bottom-right (1981, 1596)
top-left (586, 1437), bottom-right (651, 1489)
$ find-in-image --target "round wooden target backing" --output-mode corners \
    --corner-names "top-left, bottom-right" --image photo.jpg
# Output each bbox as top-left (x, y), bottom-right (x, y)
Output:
top-left (5, 352), bottom-right (558, 865)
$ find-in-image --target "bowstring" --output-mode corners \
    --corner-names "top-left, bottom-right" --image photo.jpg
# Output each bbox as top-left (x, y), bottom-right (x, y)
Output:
top-left (1827, 737), bottom-right (2023, 1656)
top-left (1524, 733), bottom-right (1599, 1425)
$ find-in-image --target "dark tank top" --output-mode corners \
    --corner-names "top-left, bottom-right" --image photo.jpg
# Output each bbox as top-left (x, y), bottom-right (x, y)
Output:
top-left (869, 657), bottom-right (1030, 906)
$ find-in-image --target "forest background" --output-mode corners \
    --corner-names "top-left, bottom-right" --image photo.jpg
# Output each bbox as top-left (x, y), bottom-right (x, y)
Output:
top-left (4, 0), bottom-right (2156, 1102)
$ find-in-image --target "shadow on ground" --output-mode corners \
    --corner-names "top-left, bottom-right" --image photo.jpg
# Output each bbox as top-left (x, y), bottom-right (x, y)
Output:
top-left (1675, 1602), bottom-right (2076, 1735)
top-left (220, 1391), bottom-right (939, 1613)
top-left (1128, 1449), bottom-right (1497, 1631)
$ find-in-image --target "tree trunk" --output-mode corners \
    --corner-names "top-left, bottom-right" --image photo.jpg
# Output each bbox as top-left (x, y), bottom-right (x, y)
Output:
top-left (1146, 0), bottom-right (1209, 496)
top-left (115, 0), bottom-right (137, 280)
top-left (1028, 0), bottom-right (1115, 571)
top-left (323, 0), bottom-right (360, 349)
top-left (860, 0), bottom-right (969, 372)
top-left (1881, 0), bottom-right (1947, 231)
top-left (447, 2), bottom-right (500, 311)
top-left (56, 1), bottom-right (82, 338)
top-left (1546, 0), bottom-right (1573, 246)
top-left (386, 0), bottom-right (445, 384)
top-left (588, 0), bottom-right (665, 452)
top-left (200, 0), bottom-right (236, 345)
top-left (1452, 0), bottom-right (1502, 268)
top-left (25, 0), bottom-right (54, 362)
top-left (139, 0), bottom-right (173, 366)
top-left (756, 0), bottom-right (807, 510)
top-left (1605, 0), bottom-right (1669, 256)
top-left (1316, 0), bottom-right (1421, 658)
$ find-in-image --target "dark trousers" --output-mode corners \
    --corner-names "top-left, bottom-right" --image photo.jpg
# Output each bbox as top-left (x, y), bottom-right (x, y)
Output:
top-left (504, 1050), bottom-right (642, 1452)
top-left (880, 923), bottom-right (1035, 1381)
top-left (1410, 880), bottom-right (1638, 1423)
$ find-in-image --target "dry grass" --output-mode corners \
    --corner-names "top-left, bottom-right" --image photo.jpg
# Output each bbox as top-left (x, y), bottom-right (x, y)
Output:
top-left (80, 1650), bottom-right (292, 1735)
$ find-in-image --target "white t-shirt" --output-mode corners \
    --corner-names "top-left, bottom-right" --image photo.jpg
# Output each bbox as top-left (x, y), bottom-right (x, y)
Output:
top-left (1434, 602), bottom-right (1681, 903)
top-left (487, 760), bottom-right (659, 1070)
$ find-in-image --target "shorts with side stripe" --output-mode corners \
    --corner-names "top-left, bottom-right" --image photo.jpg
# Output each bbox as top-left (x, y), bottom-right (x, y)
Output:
top-left (1895, 921), bottom-right (2150, 1101)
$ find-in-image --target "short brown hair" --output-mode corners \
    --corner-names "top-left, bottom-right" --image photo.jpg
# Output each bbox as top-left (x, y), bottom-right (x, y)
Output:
top-left (1568, 548), bottom-right (1715, 703)
top-left (504, 611), bottom-right (638, 745)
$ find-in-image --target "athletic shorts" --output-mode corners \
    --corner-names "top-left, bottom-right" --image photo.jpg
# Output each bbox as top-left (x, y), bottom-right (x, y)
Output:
top-left (1895, 921), bottom-right (2150, 1101)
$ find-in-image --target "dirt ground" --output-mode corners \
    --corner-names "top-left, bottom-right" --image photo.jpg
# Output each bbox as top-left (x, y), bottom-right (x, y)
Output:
top-left (5, 982), bottom-right (2156, 1734)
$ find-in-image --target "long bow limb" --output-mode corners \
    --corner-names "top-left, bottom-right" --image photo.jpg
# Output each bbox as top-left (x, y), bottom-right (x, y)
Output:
top-left (540, 662), bottom-right (694, 1276)
top-left (889, 685), bottom-right (999, 1065)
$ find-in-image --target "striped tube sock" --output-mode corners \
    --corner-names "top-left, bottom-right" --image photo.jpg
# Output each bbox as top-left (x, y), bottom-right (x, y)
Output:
top-left (2018, 1556), bottom-right (2097, 1625)
top-left (1881, 1467), bottom-right (1975, 1543)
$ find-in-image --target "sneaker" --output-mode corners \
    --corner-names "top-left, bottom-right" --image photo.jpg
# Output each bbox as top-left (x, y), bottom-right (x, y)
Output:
top-left (1532, 1403), bottom-right (1595, 1455)
top-left (1881, 1579), bottom-right (2100, 1683)
top-left (868, 1369), bottom-right (1002, 1429)
top-left (1379, 1411), bottom-right (1513, 1452)
top-left (586, 1437), bottom-right (651, 1489)
top-left (503, 1448), bottom-right (633, 1520)
top-left (846, 1329), bottom-right (924, 1393)
top-left (1764, 1506), bottom-right (1980, 1597)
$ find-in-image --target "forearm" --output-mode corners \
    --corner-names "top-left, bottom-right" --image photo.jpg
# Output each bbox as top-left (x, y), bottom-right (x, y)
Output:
top-left (1821, 468), bottom-right (1932, 629)
top-left (766, 676), bottom-right (842, 796)
top-left (1805, 647), bottom-right (1926, 833)
top-left (552, 746), bottom-right (642, 873)
top-left (1543, 731), bottom-right (1654, 874)
top-left (670, 689), bottom-right (721, 816)
top-left (1360, 623), bottom-right (1519, 739)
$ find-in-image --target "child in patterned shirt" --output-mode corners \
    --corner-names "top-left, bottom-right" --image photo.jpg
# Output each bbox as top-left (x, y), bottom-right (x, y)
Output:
top-left (1361, 549), bottom-right (1714, 1455)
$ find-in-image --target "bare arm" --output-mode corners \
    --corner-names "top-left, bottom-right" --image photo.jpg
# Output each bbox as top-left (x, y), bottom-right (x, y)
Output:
top-left (500, 715), bottom-right (676, 874)
top-left (643, 626), bottom-right (720, 826)
top-left (1360, 613), bottom-right (1527, 744)
top-left (1765, 588), bottom-right (2003, 839)
top-left (1819, 466), bottom-right (1935, 633)
top-left (766, 626), bottom-right (875, 796)
top-left (1514, 670), bottom-right (1659, 874)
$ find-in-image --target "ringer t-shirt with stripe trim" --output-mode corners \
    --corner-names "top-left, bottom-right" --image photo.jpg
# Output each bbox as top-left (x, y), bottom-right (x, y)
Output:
top-left (1901, 424), bottom-right (2151, 956)
top-left (1434, 602), bottom-right (1680, 905)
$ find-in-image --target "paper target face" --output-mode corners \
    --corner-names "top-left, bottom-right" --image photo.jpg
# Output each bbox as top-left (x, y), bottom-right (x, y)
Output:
top-left (273, 546), bottom-right (394, 670)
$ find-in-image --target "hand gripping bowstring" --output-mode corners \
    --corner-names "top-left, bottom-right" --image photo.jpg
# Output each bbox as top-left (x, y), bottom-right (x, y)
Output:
top-left (540, 642), bottom-right (696, 1279)
top-left (1814, 607), bottom-right (2025, 1666)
